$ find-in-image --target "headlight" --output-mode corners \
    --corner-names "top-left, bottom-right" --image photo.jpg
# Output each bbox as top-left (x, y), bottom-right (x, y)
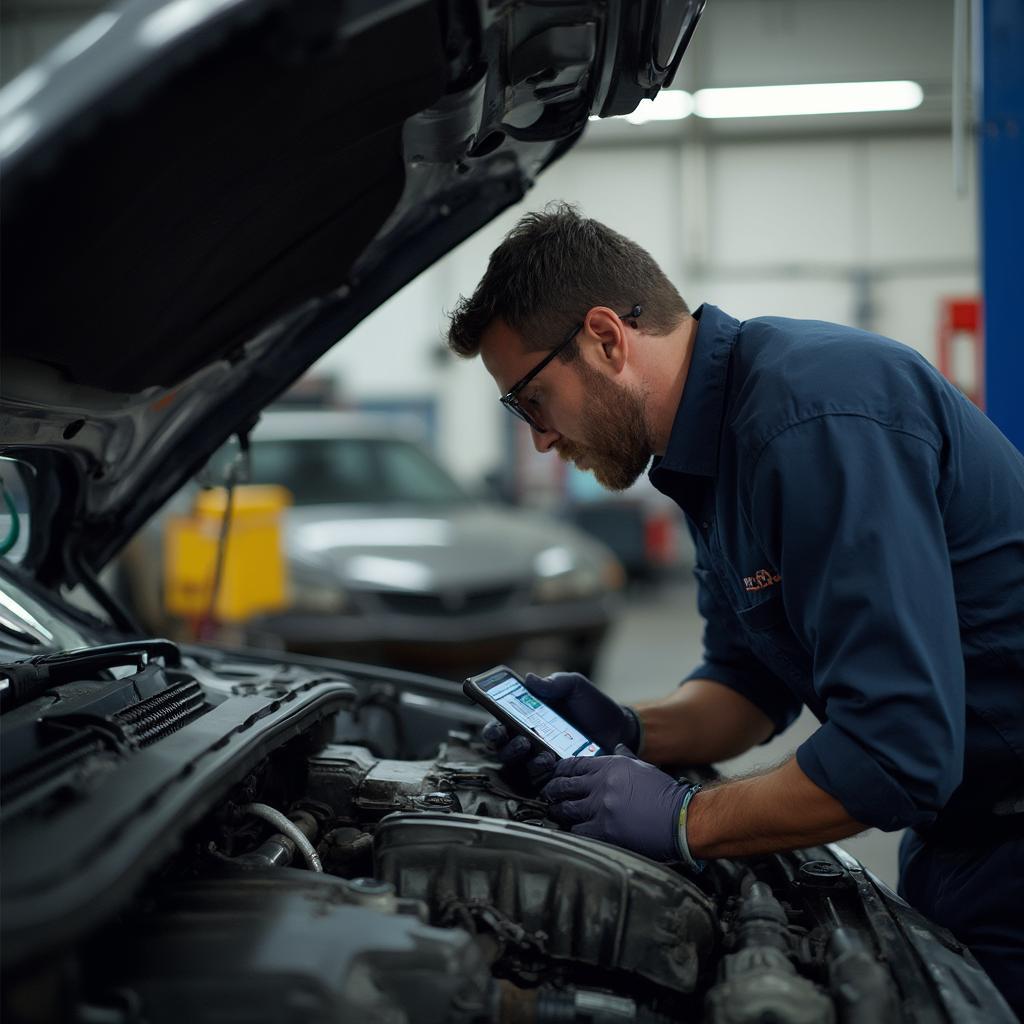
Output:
top-left (532, 565), bottom-right (602, 603)
top-left (532, 545), bottom-right (625, 603)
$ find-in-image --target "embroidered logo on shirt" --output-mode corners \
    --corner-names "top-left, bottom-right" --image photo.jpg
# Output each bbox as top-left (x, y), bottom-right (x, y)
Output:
top-left (743, 568), bottom-right (781, 592)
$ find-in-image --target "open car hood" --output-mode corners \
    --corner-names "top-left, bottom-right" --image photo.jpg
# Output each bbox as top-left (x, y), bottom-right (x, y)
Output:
top-left (0, 0), bottom-right (706, 589)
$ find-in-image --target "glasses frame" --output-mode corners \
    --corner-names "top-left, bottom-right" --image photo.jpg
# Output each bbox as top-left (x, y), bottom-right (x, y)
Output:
top-left (499, 304), bottom-right (642, 433)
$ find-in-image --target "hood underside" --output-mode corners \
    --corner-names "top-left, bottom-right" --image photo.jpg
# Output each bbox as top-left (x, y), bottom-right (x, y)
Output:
top-left (0, 0), bottom-right (705, 587)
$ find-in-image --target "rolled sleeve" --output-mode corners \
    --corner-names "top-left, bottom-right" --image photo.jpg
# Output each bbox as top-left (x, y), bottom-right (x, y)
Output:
top-left (797, 722), bottom-right (932, 830)
top-left (750, 416), bottom-right (966, 830)
top-left (684, 562), bottom-right (802, 740)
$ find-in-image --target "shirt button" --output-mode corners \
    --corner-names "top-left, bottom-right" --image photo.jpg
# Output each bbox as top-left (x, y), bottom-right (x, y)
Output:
top-left (701, 521), bottom-right (710, 530)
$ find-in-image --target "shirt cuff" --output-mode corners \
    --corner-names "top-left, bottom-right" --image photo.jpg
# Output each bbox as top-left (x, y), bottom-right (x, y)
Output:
top-left (797, 721), bottom-right (939, 832)
top-left (682, 661), bottom-right (801, 741)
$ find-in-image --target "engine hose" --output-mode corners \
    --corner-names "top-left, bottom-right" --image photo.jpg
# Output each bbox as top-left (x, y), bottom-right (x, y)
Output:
top-left (239, 803), bottom-right (322, 872)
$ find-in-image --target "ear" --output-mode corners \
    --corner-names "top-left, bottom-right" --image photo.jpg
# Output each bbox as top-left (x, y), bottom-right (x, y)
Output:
top-left (582, 306), bottom-right (630, 374)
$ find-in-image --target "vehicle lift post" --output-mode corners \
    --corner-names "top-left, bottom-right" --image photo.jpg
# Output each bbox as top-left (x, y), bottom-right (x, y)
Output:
top-left (978, 0), bottom-right (1023, 452)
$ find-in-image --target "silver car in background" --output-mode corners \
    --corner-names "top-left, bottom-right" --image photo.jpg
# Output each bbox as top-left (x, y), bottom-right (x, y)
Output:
top-left (224, 411), bottom-right (624, 677)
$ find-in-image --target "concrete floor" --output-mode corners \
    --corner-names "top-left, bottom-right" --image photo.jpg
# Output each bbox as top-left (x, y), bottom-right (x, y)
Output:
top-left (592, 578), bottom-right (903, 888)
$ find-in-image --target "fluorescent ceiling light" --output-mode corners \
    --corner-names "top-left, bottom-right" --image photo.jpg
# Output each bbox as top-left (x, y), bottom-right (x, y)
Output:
top-left (693, 80), bottom-right (924, 119)
top-left (590, 89), bottom-right (693, 125)
top-left (625, 90), bottom-right (694, 124)
top-left (589, 81), bottom-right (923, 126)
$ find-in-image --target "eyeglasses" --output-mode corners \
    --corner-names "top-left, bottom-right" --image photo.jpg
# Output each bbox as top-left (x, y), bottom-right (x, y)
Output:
top-left (499, 304), bottom-right (642, 433)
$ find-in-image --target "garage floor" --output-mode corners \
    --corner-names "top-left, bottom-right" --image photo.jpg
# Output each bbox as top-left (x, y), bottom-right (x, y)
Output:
top-left (592, 578), bottom-right (903, 888)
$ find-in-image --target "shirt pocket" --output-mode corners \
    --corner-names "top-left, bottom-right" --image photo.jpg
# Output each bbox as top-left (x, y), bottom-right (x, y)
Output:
top-left (736, 594), bottom-right (822, 717)
top-left (736, 594), bottom-right (787, 632)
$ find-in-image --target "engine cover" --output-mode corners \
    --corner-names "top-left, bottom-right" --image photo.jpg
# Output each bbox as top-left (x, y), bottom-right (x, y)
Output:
top-left (374, 812), bottom-right (719, 994)
top-left (82, 871), bottom-right (493, 1024)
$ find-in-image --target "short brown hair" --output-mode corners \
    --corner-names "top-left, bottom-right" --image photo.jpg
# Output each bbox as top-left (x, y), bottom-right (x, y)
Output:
top-left (447, 202), bottom-right (688, 359)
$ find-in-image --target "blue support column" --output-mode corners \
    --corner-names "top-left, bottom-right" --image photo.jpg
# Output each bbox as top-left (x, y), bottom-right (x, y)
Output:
top-left (979, 0), bottom-right (1024, 451)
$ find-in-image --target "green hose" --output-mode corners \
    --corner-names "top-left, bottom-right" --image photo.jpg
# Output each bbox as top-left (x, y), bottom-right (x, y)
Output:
top-left (0, 482), bottom-right (21, 557)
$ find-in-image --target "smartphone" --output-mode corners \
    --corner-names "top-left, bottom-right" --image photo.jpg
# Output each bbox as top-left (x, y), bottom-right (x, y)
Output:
top-left (463, 665), bottom-right (601, 759)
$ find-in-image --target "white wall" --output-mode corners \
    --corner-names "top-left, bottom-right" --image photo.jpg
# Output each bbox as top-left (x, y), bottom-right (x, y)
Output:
top-left (322, 129), bottom-right (978, 482)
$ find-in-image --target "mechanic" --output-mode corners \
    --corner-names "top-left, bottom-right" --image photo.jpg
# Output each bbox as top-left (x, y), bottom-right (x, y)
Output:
top-left (447, 203), bottom-right (1024, 1015)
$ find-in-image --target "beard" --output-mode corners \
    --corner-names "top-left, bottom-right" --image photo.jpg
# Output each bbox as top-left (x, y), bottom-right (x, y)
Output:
top-left (555, 363), bottom-right (652, 492)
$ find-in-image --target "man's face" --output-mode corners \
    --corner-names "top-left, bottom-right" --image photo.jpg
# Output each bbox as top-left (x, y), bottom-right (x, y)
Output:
top-left (480, 319), bottom-right (652, 492)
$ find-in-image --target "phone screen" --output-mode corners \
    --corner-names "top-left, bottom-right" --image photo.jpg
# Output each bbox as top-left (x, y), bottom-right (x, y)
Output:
top-left (478, 670), bottom-right (599, 758)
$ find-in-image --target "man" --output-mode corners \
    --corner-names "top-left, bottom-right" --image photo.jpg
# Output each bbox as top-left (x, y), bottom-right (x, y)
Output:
top-left (447, 203), bottom-right (1024, 1014)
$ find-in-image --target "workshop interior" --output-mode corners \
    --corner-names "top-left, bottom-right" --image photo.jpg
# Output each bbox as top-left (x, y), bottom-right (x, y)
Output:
top-left (1, 1), bottom-right (1021, 1022)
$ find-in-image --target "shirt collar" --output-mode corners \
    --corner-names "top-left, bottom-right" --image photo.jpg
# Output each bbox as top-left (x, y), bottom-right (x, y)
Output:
top-left (648, 303), bottom-right (740, 489)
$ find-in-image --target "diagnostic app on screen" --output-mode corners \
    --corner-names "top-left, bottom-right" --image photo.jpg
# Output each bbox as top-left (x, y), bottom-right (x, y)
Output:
top-left (486, 674), bottom-right (599, 758)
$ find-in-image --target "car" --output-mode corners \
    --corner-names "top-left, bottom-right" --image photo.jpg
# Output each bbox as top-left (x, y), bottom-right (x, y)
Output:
top-left (137, 409), bottom-right (624, 677)
top-left (0, 1), bottom-right (1016, 1022)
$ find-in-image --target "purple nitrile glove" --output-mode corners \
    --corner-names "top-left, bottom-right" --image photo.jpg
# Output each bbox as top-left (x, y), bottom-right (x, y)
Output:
top-left (540, 745), bottom-right (693, 862)
top-left (481, 672), bottom-right (643, 779)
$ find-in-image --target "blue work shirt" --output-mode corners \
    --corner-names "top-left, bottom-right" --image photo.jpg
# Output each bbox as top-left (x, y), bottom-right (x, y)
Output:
top-left (649, 304), bottom-right (1024, 833)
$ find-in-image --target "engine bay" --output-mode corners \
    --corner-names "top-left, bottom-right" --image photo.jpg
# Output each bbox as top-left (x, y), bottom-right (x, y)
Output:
top-left (0, 641), bottom-right (996, 1023)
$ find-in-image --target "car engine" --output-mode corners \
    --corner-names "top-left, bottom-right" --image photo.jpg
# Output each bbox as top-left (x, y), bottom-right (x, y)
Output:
top-left (0, 641), bottom-right (1005, 1023)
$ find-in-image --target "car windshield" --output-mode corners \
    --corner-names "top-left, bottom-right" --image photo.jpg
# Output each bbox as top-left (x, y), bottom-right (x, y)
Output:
top-left (218, 436), bottom-right (471, 506)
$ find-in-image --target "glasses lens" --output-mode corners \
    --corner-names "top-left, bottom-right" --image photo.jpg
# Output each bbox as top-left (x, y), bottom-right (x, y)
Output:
top-left (503, 395), bottom-right (543, 433)
top-left (522, 406), bottom-right (545, 432)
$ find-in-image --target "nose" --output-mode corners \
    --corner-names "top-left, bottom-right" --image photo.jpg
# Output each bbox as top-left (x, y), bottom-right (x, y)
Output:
top-left (531, 425), bottom-right (561, 453)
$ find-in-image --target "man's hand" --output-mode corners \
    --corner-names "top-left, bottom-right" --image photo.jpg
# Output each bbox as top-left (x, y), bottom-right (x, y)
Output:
top-left (482, 672), bottom-right (642, 776)
top-left (540, 746), bottom-right (694, 862)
